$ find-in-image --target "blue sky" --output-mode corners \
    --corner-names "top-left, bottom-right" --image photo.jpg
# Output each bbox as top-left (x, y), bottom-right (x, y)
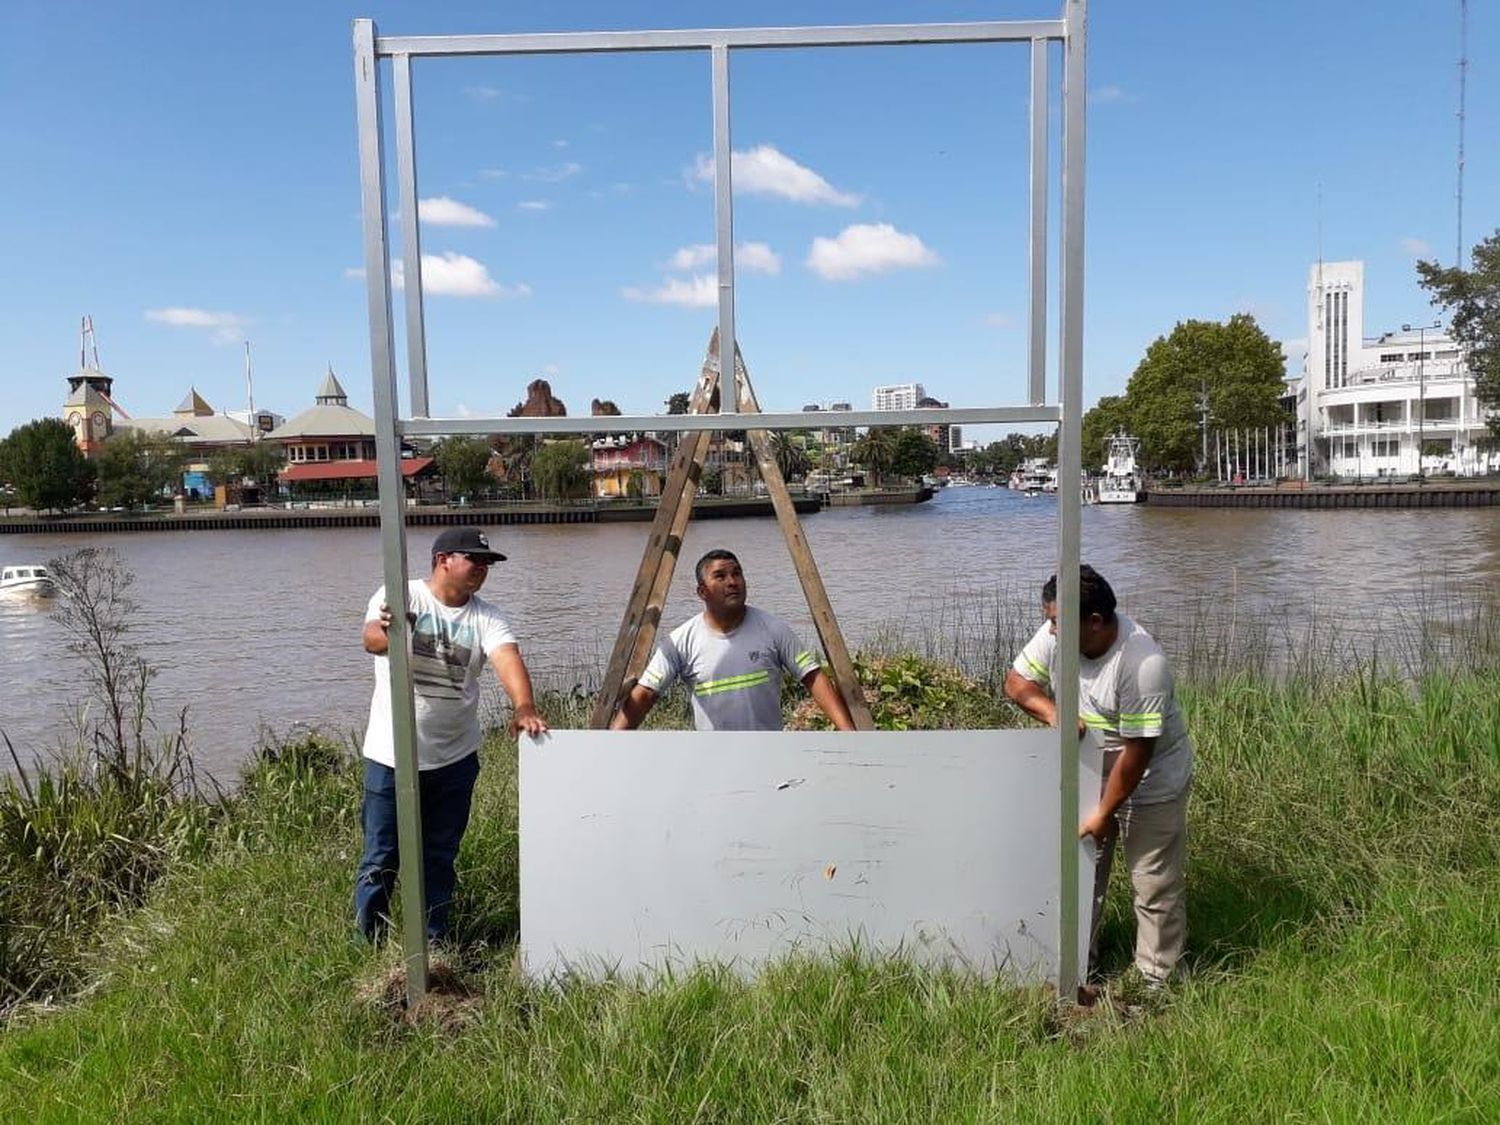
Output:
top-left (3, 1), bottom-right (1495, 439)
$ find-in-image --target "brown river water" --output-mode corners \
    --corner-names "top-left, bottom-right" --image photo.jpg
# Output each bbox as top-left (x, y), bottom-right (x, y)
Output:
top-left (2, 487), bottom-right (1496, 782)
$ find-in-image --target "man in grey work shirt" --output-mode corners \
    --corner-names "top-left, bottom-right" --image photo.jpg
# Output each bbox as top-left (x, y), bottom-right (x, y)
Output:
top-left (1005, 565), bottom-right (1193, 990)
top-left (610, 549), bottom-right (856, 732)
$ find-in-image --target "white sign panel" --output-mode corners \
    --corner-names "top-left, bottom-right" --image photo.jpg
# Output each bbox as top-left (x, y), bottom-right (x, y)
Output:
top-left (520, 730), bottom-right (1100, 985)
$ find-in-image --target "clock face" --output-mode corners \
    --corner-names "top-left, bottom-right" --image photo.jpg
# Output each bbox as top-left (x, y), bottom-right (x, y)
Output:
top-left (68, 411), bottom-right (84, 432)
top-left (92, 412), bottom-right (106, 431)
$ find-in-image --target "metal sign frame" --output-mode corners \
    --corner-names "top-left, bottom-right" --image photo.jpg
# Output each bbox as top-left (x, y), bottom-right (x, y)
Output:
top-left (352, 0), bottom-right (1087, 1004)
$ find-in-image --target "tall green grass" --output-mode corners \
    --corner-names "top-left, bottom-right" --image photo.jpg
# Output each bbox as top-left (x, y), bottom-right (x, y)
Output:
top-left (2, 666), bottom-right (1494, 1120)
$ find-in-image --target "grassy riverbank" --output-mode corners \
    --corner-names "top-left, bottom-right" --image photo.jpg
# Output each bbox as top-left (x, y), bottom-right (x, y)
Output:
top-left (2, 666), bottom-right (1495, 1120)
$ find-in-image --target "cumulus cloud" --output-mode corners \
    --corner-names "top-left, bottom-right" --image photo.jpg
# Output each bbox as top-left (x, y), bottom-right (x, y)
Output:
top-left (418, 196), bottom-right (496, 228)
top-left (144, 307), bottom-right (250, 343)
top-left (382, 252), bottom-right (530, 298)
top-left (666, 241), bottom-right (781, 275)
top-left (691, 145), bottom-right (861, 207)
top-left (621, 274), bottom-right (717, 307)
top-left (806, 223), bottom-right (939, 281)
top-left (1401, 237), bottom-right (1432, 257)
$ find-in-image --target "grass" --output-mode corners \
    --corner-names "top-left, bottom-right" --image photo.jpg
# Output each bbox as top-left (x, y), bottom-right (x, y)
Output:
top-left (1, 663), bottom-right (1496, 1120)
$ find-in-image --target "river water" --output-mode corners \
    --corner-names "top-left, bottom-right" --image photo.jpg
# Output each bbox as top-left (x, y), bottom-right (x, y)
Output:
top-left (2, 487), bottom-right (1496, 782)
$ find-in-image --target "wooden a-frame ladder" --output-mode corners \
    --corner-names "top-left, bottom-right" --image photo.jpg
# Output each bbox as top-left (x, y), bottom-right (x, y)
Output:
top-left (590, 330), bottom-right (874, 731)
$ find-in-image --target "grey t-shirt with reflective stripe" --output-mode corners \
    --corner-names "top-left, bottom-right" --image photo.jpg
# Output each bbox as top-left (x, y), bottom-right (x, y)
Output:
top-left (640, 606), bottom-right (821, 731)
top-left (1013, 612), bottom-right (1193, 806)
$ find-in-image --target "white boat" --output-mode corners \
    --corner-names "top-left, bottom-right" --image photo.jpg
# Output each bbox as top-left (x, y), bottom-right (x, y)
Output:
top-left (1011, 458), bottom-right (1053, 495)
top-left (1098, 431), bottom-right (1145, 504)
top-left (0, 564), bottom-right (58, 598)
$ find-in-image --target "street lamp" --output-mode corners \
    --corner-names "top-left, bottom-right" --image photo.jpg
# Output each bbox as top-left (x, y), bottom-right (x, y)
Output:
top-left (1402, 320), bottom-right (1442, 482)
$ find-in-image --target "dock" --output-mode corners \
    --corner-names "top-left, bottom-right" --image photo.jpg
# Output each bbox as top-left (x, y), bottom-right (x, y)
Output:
top-left (1146, 479), bottom-right (1500, 509)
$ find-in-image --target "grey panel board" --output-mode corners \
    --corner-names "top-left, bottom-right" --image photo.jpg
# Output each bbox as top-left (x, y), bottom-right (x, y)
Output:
top-left (520, 730), bottom-right (1100, 985)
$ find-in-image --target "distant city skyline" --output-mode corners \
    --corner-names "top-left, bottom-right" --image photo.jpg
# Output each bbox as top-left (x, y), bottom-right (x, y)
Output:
top-left (3, 1), bottom-right (1494, 443)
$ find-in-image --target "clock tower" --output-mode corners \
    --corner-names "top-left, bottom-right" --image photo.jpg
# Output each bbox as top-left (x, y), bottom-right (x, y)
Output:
top-left (62, 316), bottom-right (117, 457)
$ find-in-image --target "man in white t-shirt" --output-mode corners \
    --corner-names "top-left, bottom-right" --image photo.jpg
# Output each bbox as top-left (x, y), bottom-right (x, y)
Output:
top-left (1004, 565), bottom-right (1193, 989)
top-left (355, 526), bottom-right (548, 943)
top-left (609, 549), bottom-right (856, 732)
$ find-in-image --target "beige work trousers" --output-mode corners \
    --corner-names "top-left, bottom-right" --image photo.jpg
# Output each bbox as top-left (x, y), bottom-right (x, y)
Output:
top-left (1089, 787), bottom-right (1189, 983)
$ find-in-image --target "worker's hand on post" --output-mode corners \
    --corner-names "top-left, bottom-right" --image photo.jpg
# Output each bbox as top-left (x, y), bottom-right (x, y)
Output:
top-left (510, 702), bottom-right (548, 737)
top-left (377, 604), bottom-right (417, 631)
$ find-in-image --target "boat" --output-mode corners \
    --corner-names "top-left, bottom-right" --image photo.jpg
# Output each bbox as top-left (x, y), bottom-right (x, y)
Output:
top-left (1098, 431), bottom-right (1146, 504)
top-left (1011, 458), bottom-right (1053, 495)
top-left (0, 564), bottom-right (58, 598)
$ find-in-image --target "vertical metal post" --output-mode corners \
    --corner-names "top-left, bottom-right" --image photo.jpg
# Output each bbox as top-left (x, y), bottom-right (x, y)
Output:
top-left (394, 52), bottom-right (431, 419)
top-left (354, 18), bottom-right (428, 1003)
top-left (1055, 0), bottom-right (1087, 1001)
top-left (1027, 38), bottom-right (1049, 407)
top-left (711, 43), bottom-right (738, 414)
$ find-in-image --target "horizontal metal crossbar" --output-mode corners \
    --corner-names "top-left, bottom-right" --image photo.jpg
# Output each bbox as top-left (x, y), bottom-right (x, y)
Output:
top-left (374, 21), bottom-right (1066, 58)
top-left (399, 405), bottom-right (1061, 437)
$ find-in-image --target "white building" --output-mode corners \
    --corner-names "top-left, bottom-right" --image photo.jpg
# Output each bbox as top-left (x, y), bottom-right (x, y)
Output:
top-left (1300, 260), bottom-right (1493, 478)
top-left (871, 383), bottom-right (925, 412)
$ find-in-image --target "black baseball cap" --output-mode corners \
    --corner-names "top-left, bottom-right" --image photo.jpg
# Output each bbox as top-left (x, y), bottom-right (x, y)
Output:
top-left (431, 527), bottom-right (507, 563)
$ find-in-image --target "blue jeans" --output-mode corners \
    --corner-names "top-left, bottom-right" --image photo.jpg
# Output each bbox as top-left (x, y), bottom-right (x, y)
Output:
top-left (354, 752), bottom-right (480, 943)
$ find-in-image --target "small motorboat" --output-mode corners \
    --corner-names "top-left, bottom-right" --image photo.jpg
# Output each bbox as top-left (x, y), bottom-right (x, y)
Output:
top-left (0, 564), bottom-right (58, 598)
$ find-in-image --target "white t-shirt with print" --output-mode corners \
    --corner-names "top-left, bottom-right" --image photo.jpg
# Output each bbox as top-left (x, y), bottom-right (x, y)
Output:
top-left (1012, 612), bottom-right (1193, 806)
top-left (362, 579), bottom-right (517, 770)
top-left (640, 606), bottom-right (821, 731)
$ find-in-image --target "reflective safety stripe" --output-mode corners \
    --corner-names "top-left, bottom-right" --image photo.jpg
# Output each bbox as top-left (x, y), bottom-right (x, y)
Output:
top-left (694, 670), bottom-right (772, 696)
top-left (794, 650), bottom-right (819, 671)
top-left (1119, 712), bottom-right (1162, 723)
top-left (1020, 654), bottom-right (1050, 682)
top-left (1081, 710), bottom-right (1112, 730)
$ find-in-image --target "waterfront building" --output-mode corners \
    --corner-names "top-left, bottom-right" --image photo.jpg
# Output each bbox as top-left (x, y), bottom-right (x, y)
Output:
top-left (267, 368), bottom-right (432, 499)
top-left (916, 395), bottom-right (954, 453)
top-left (62, 363), bottom-right (119, 458)
top-left (1300, 261), bottom-right (1493, 478)
top-left (591, 434), bottom-right (667, 498)
top-left (117, 388), bottom-right (278, 499)
top-left (871, 383), bottom-right (925, 412)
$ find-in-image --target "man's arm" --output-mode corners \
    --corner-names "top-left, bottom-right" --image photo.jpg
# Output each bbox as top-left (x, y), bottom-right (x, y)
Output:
top-left (362, 604), bottom-right (392, 654)
top-left (1004, 668), bottom-right (1057, 725)
top-left (803, 669), bottom-right (856, 731)
top-left (609, 683), bottom-right (659, 730)
top-left (489, 642), bottom-right (548, 736)
top-left (1079, 735), bottom-right (1155, 841)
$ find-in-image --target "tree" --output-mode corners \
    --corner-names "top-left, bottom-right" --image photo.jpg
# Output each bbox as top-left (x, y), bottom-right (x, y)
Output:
top-left (665, 391), bottom-right (691, 415)
top-left (1123, 314), bottom-right (1287, 474)
top-left (530, 439), bottom-right (590, 501)
top-left (95, 429), bottom-right (187, 510)
top-left (892, 429), bottom-right (940, 480)
top-left (1081, 395), bottom-right (1132, 472)
top-left (0, 418), bottom-right (94, 512)
top-left (768, 430), bottom-right (811, 482)
top-left (1418, 229), bottom-right (1500, 441)
top-left (205, 441), bottom-right (285, 502)
top-left (433, 435), bottom-right (494, 501)
top-left (852, 427), bottom-right (898, 485)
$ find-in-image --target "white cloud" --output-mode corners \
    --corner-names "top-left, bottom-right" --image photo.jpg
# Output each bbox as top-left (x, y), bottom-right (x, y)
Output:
top-left (347, 255), bottom-right (530, 298)
top-left (806, 223), bottom-right (939, 281)
top-left (479, 168), bottom-right (509, 180)
top-left (667, 241), bottom-right (781, 275)
top-left (418, 196), bottom-right (496, 228)
top-left (144, 307), bottom-right (250, 343)
top-left (691, 145), bottom-right (861, 207)
top-left (622, 274), bottom-right (717, 307)
top-left (466, 85), bottom-right (505, 102)
top-left (517, 200), bottom-right (551, 212)
top-left (1089, 85), bottom-right (1135, 103)
top-left (541, 362), bottom-right (562, 377)
top-left (527, 161), bottom-right (582, 183)
top-left (983, 312), bottom-right (1015, 329)
top-left (1401, 237), bottom-right (1432, 257)
top-left (552, 139), bottom-right (569, 149)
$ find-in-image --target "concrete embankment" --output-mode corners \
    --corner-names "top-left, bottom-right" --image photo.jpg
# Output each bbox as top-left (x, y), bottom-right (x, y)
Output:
top-left (1147, 479), bottom-right (1500, 509)
top-left (0, 496), bottom-right (823, 535)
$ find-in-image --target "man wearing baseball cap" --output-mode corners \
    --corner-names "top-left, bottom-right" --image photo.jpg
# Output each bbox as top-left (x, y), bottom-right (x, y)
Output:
top-left (354, 526), bottom-right (548, 944)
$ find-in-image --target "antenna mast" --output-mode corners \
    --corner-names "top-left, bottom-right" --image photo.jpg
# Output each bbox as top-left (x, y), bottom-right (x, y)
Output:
top-left (245, 341), bottom-right (258, 440)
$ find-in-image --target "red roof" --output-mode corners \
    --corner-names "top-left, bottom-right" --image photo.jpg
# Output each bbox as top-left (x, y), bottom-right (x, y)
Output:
top-left (278, 457), bottom-right (433, 483)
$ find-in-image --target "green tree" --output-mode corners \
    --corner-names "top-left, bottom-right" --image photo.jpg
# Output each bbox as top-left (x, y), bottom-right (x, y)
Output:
top-left (767, 430), bottom-right (811, 482)
top-left (433, 435), bottom-right (494, 501)
top-left (664, 391), bottom-right (691, 415)
top-left (1081, 395), bottom-right (1132, 472)
top-left (530, 439), bottom-right (590, 501)
top-left (95, 429), bottom-right (187, 510)
top-left (852, 427), bottom-right (897, 485)
top-left (0, 418), bottom-right (95, 512)
top-left (892, 429), bottom-right (940, 480)
top-left (1417, 230), bottom-right (1500, 441)
top-left (1124, 314), bottom-right (1287, 473)
top-left (205, 442), bottom-right (284, 500)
